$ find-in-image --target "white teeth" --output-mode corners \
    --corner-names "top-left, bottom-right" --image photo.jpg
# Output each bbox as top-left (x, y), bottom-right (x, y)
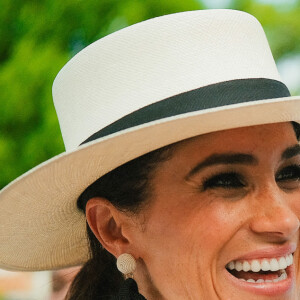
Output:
top-left (239, 270), bottom-right (288, 284)
top-left (278, 257), bottom-right (287, 270)
top-left (273, 270), bottom-right (287, 283)
top-left (228, 261), bottom-right (235, 270)
top-left (226, 254), bottom-right (293, 273)
top-left (242, 261), bottom-right (251, 272)
top-left (282, 271), bottom-right (288, 280)
top-left (251, 260), bottom-right (261, 272)
top-left (286, 255), bottom-right (291, 266)
top-left (270, 258), bottom-right (280, 271)
top-left (235, 261), bottom-right (243, 271)
top-left (284, 254), bottom-right (293, 266)
top-left (261, 259), bottom-right (270, 271)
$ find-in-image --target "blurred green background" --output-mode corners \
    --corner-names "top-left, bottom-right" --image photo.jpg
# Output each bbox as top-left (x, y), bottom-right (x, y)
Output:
top-left (1, 0), bottom-right (300, 190)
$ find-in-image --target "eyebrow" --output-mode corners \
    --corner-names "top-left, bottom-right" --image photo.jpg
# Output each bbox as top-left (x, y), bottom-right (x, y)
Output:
top-left (281, 144), bottom-right (300, 160)
top-left (185, 144), bottom-right (300, 180)
top-left (185, 153), bottom-right (258, 179)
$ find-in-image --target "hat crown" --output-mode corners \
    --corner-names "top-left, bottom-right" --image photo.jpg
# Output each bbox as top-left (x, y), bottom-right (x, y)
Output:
top-left (52, 9), bottom-right (281, 151)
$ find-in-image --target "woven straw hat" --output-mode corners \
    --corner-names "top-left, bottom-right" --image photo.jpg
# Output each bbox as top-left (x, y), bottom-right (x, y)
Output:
top-left (1, 9), bottom-right (300, 271)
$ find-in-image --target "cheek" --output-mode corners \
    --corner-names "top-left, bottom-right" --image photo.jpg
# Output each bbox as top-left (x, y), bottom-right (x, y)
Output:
top-left (141, 197), bottom-right (244, 269)
top-left (135, 193), bottom-right (249, 297)
top-left (291, 198), bottom-right (300, 217)
top-left (185, 201), bottom-right (245, 260)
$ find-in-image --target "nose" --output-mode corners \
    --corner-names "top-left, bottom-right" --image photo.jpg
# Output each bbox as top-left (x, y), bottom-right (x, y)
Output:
top-left (249, 185), bottom-right (300, 241)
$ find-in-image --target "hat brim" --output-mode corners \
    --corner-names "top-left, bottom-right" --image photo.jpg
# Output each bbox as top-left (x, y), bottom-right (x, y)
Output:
top-left (1, 96), bottom-right (300, 271)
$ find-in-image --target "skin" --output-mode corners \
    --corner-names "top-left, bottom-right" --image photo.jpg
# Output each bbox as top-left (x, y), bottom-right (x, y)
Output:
top-left (87, 122), bottom-right (300, 299)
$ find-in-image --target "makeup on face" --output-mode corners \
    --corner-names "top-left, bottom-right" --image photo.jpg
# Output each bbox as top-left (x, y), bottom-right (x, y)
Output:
top-left (134, 122), bottom-right (300, 299)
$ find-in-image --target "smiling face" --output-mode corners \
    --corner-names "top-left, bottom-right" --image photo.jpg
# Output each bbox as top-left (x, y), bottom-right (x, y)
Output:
top-left (131, 122), bottom-right (300, 299)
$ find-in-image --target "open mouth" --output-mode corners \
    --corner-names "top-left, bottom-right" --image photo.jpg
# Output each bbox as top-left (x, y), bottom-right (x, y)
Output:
top-left (225, 254), bottom-right (293, 283)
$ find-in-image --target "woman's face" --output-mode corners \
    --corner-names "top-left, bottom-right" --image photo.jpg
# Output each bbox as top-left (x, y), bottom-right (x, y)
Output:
top-left (132, 122), bottom-right (300, 300)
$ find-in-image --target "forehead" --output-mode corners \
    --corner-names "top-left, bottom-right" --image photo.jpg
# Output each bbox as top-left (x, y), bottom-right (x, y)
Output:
top-left (164, 122), bottom-right (298, 168)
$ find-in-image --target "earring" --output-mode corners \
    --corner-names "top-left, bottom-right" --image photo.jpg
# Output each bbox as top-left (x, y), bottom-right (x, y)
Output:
top-left (117, 253), bottom-right (136, 278)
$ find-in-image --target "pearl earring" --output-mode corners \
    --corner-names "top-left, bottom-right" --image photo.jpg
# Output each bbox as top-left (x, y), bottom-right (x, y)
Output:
top-left (117, 253), bottom-right (136, 278)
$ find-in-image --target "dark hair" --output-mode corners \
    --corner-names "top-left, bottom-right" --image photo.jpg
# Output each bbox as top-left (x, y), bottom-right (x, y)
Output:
top-left (291, 121), bottom-right (300, 140)
top-left (65, 144), bottom-right (175, 299)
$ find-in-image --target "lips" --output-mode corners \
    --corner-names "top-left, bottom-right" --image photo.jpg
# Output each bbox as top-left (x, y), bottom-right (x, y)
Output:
top-left (224, 245), bottom-right (296, 296)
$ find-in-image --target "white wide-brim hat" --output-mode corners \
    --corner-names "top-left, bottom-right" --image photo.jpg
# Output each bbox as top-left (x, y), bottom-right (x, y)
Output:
top-left (1, 9), bottom-right (300, 271)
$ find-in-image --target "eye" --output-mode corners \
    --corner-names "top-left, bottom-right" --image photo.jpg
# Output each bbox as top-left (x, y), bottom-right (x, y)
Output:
top-left (276, 164), bottom-right (300, 190)
top-left (202, 172), bottom-right (246, 191)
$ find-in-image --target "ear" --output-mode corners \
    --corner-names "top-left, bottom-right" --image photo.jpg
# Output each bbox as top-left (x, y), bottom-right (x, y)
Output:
top-left (85, 197), bottom-right (132, 258)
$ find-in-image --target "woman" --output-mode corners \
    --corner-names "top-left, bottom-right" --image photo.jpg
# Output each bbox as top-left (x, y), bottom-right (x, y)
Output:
top-left (0, 9), bottom-right (299, 300)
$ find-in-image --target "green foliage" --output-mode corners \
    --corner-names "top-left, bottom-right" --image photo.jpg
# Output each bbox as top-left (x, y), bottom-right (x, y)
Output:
top-left (0, 0), bottom-right (202, 188)
top-left (231, 0), bottom-right (300, 60)
top-left (0, 0), bottom-right (299, 189)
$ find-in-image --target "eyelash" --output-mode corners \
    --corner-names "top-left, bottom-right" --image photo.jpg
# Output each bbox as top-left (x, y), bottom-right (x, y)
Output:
top-left (201, 164), bottom-right (300, 191)
top-left (276, 164), bottom-right (300, 182)
top-left (202, 172), bottom-right (245, 191)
